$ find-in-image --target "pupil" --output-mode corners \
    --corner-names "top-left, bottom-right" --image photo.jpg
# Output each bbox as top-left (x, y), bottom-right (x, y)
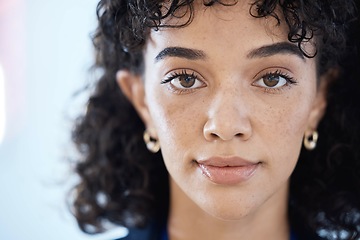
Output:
top-left (264, 75), bottom-right (279, 87)
top-left (179, 75), bottom-right (195, 88)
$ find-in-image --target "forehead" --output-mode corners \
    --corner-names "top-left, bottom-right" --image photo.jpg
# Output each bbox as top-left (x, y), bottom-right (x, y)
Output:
top-left (145, 1), bottom-right (290, 58)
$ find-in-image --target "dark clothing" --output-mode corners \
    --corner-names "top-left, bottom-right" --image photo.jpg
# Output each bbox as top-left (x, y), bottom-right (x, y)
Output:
top-left (117, 221), bottom-right (164, 240)
top-left (117, 222), bottom-right (322, 240)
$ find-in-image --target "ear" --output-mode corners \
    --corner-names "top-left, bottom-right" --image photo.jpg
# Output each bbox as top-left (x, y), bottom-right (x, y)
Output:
top-left (306, 68), bottom-right (338, 131)
top-left (116, 70), bottom-right (156, 136)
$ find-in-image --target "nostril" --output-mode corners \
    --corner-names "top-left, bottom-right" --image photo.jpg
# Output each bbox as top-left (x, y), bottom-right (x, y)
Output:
top-left (210, 133), bottom-right (219, 138)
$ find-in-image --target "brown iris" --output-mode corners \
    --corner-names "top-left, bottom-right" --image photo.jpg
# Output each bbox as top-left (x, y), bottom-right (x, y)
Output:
top-left (263, 74), bottom-right (280, 87)
top-left (178, 75), bottom-right (196, 88)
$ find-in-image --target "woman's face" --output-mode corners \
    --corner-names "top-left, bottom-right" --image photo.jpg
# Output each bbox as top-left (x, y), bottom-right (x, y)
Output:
top-left (122, 1), bottom-right (326, 220)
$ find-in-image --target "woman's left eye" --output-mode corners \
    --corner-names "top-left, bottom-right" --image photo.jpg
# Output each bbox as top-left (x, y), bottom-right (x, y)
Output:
top-left (253, 71), bottom-right (296, 89)
top-left (161, 71), bottom-right (205, 91)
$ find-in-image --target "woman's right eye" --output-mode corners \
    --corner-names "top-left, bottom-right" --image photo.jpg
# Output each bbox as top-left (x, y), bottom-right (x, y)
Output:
top-left (161, 70), bottom-right (206, 92)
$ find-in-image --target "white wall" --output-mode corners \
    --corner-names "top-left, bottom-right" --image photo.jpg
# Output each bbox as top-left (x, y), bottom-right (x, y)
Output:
top-left (0, 1), bottom-right (127, 239)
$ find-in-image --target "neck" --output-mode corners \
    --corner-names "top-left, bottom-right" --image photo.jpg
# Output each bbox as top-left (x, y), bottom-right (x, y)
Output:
top-left (167, 179), bottom-right (290, 240)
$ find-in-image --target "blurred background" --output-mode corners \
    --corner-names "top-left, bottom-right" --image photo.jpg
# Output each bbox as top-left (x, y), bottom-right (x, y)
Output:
top-left (0, 1), bottom-right (126, 239)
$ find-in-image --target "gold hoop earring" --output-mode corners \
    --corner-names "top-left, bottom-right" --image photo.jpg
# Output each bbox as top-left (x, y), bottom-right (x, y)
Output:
top-left (143, 130), bottom-right (160, 153)
top-left (304, 130), bottom-right (319, 150)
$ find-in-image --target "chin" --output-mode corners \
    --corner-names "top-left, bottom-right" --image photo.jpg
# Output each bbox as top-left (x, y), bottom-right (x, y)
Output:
top-left (201, 200), bottom-right (257, 221)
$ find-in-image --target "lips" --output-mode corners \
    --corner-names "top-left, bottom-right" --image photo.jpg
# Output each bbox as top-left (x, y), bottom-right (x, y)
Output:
top-left (196, 156), bottom-right (260, 185)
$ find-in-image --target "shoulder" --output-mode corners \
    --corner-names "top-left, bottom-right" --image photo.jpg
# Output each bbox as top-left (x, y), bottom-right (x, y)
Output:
top-left (115, 221), bottom-right (164, 240)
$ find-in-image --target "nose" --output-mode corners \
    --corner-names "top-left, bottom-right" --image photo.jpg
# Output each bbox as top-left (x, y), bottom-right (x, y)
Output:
top-left (203, 90), bottom-right (252, 142)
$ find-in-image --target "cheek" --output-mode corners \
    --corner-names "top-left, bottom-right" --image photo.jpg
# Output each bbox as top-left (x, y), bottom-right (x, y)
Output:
top-left (257, 93), bottom-right (315, 170)
top-left (271, 102), bottom-right (310, 141)
top-left (146, 91), bottom-right (202, 162)
top-left (282, 96), bottom-right (315, 141)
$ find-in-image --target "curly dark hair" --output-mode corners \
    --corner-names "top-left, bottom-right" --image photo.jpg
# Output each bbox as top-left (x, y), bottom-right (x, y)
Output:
top-left (70, 0), bottom-right (360, 239)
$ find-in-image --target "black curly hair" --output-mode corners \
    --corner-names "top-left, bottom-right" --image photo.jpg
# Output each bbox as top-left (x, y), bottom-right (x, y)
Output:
top-left (70, 0), bottom-right (360, 239)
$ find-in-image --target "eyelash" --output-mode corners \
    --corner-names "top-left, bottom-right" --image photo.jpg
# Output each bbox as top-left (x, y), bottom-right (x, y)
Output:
top-left (254, 70), bottom-right (298, 94)
top-left (161, 70), bottom-right (198, 84)
top-left (160, 69), bottom-right (298, 94)
top-left (161, 70), bottom-right (204, 94)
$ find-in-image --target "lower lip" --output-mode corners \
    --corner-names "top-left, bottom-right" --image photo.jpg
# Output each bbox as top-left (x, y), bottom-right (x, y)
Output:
top-left (198, 163), bottom-right (259, 185)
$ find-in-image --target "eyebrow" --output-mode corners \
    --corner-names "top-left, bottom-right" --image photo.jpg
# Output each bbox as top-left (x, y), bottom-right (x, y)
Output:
top-left (155, 47), bottom-right (207, 62)
top-left (247, 42), bottom-right (305, 61)
top-left (154, 42), bottom-right (305, 63)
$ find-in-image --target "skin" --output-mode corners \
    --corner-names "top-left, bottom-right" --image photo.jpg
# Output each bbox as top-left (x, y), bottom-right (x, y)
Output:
top-left (117, 1), bottom-right (328, 239)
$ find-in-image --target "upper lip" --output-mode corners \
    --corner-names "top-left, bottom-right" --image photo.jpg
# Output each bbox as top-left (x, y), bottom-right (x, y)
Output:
top-left (196, 156), bottom-right (258, 167)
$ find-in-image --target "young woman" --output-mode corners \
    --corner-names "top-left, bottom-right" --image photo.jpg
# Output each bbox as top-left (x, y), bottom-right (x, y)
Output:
top-left (70, 0), bottom-right (360, 239)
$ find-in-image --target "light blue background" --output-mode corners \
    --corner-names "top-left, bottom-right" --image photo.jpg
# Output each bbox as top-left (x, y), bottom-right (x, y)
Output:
top-left (0, 1), bottom-right (127, 239)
